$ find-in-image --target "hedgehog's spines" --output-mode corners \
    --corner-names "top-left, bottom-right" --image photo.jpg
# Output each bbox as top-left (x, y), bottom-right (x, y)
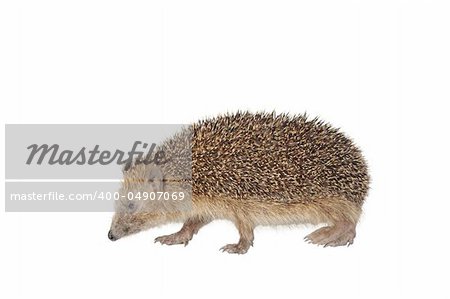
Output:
top-left (190, 112), bottom-right (369, 206)
top-left (125, 111), bottom-right (370, 207)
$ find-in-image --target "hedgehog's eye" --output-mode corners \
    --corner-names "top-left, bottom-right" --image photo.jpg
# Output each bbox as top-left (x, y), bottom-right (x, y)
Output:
top-left (128, 202), bottom-right (135, 211)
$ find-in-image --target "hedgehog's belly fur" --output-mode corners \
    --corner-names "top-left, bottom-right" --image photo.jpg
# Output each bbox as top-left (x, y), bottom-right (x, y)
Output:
top-left (189, 196), bottom-right (362, 226)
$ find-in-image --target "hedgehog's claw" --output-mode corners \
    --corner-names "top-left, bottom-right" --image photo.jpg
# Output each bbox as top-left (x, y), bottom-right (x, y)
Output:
top-left (154, 233), bottom-right (191, 246)
top-left (220, 242), bottom-right (251, 254)
top-left (305, 222), bottom-right (356, 248)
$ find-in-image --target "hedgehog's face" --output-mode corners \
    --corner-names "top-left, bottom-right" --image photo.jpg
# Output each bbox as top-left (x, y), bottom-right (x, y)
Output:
top-left (108, 164), bottom-right (167, 241)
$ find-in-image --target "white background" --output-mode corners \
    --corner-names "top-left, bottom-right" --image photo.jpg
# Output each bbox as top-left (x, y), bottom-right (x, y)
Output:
top-left (1, 0), bottom-right (449, 298)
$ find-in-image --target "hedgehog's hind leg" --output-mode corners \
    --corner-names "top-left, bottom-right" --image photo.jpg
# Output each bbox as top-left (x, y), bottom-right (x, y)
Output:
top-left (304, 196), bottom-right (361, 247)
top-left (304, 221), bottom-right (356, 247)
top-left (155, 217), bottom-right (210, 246)
top-left (220, 218), bottom-right (254, 254)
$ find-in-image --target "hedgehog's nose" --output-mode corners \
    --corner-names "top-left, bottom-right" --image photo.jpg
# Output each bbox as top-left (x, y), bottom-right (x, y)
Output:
top-left (108, 230), bottom-right (117, 241)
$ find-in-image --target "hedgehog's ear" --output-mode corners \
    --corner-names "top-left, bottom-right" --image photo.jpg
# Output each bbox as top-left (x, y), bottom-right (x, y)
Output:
top-left (148, 165), bottom-right (163, 192)
top-left (122, 162), bottom-right (131, 173)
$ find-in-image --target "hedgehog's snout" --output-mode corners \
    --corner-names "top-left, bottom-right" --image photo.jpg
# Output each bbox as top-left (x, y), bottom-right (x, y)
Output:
top-left (108, 230), bottom-right (118, 241)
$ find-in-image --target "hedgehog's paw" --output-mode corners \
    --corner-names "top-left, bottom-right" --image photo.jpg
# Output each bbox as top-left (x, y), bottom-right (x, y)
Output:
top-left (304, 222), bottom-right (356, 247)
top-left (323, 229), bottom-right (356, 247)
top-left (304, 226), bottom-right (334, 245)
top-left (154, 232), bottom-right (191, 246)
top-left (220, 241), bottom-right (251, 254)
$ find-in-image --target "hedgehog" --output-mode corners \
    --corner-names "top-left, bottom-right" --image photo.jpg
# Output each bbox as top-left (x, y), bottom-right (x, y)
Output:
top-left (108, 112), bottom-right (370, 254)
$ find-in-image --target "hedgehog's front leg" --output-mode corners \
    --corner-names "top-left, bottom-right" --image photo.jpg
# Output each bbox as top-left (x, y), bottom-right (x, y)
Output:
top-left (155, 217), bottom-right (210, 246)
top-left (220, 218), bottom-right (254, 254)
